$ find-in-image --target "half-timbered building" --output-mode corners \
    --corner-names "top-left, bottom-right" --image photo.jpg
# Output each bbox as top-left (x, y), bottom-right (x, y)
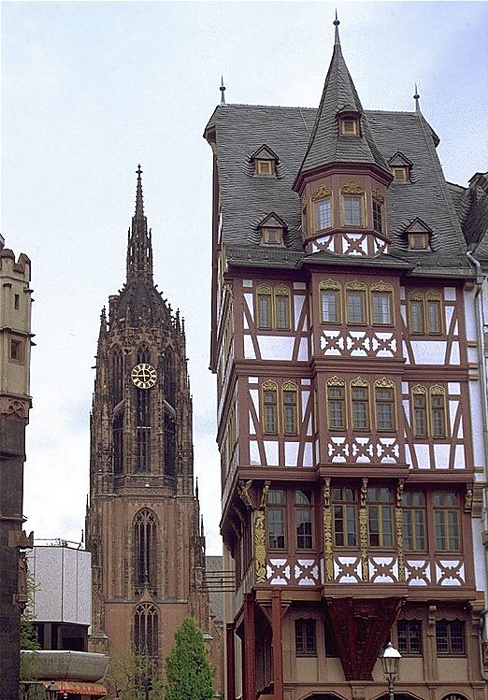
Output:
top-left (204, 17), bottom-right (488, 700)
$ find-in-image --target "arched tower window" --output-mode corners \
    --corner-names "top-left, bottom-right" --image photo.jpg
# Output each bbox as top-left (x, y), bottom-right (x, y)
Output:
top-left (164, 415), bottom-right (176, 476)
top-left (113, 413), bottom-right (124, 474)
top-left (111, 346), bottom-right (124, 406)
top-left (134, 509), bottom-right (157, 593)
top-left (134, 603), bottom-right (158, 658)
top-left (135, 345), bottom-right (151, 473)
top-left (164, 348), bottom-right (176, 407)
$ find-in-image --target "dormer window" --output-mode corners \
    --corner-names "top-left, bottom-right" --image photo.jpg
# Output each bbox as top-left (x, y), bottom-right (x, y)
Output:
top-left (262, 226), bottom-right (283, 245)
top-left (251, 144), bottom-right (279, 177)
top-left (312, 185), bottom-right (333, 232)
top-left (256, 159), bottom-right (274, 177)
top-left (258, 212), bottom-right (286, 246)
top-left (405, 217), bottom-right (432, 251)
top-left (337, 107), bottom-right (361, 137)
top-left (389, 152), bottom-right (413, 183)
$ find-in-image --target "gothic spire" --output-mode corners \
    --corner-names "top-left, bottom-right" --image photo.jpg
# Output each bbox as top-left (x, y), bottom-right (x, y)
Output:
top-left (126, 165), bottom-right (153, 285)
top-left (294, 14), bottom-right (390, 189)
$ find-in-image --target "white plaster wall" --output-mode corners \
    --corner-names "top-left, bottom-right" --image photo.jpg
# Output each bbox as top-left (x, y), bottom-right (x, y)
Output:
top-left (472, 517), bottom-right (488, 593)
top-left (257, 335), bottom-right (295, 360)
top-left (410, 340), bottom-right (447, 365)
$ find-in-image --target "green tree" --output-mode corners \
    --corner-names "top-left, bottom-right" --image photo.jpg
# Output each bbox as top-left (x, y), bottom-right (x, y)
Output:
top-left (105, 652), bottom-right (164, 700)
top-left (164, 617), bottom-right (214, 700)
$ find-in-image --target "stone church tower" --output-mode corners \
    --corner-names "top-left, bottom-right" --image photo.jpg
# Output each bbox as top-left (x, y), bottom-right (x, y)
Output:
top-left (86, 167), bottom-right (219, 680)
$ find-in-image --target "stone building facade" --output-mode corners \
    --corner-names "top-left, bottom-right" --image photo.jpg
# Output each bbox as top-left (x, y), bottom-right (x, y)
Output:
top-left (85, 168), bottom-right (221, 688)
top-left (0, 238), bottom-right (33, 699)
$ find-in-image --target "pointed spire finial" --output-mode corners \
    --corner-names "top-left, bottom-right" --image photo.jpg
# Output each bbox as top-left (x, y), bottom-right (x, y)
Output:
top-left (333, 9), bottom-right (340, 46)
top-left (126, 165), bottom-right (153, 284)
top-left (413, 83), bottom-right (421, 112)
top-left (220, 75), bottom-right (226, 106)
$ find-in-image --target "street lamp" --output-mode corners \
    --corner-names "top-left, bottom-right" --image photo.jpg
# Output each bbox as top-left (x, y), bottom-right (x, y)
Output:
top-left (381, 642), bottom-right (401, 700)
top-left (46, 682), bottom-right (60, 700)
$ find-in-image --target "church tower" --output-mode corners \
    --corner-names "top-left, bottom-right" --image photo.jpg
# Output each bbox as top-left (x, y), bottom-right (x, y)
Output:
top-left (86, 167), bottom-right (218, 678)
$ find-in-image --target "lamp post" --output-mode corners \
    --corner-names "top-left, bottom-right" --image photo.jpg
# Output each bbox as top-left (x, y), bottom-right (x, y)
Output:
top-left (46, 682), bottom-right (60, 700)
top-left (381, 642), bottom-right (401, 700)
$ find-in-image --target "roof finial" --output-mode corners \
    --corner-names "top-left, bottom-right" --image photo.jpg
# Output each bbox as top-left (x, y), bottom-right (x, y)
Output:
top-left (333, 9), bottom-right (341, 46)
top-left (220, 75), bottom-right (226, 106)
top-left (413, 83), bottom-right (421, 112)
top-left (135, 164), bottom-right (144, 218)
top-left (126, 165), bottom-right (153, 284)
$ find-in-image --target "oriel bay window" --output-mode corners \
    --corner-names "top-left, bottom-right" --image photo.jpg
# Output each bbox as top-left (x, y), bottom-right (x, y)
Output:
top-left (295, 490), bottom-right (313, 550)
top-left (375, 379), bottom-right (396, 431)
top-left (333, 487), bottom-right (358, 547)
top-left (433, 492), bottom-right (461, 552)
top-left (368, 487), bottom-right (394, 548)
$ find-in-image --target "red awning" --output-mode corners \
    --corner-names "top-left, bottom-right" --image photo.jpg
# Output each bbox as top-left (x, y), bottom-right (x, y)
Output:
top-left (39, 680), bottom-right (107, 696)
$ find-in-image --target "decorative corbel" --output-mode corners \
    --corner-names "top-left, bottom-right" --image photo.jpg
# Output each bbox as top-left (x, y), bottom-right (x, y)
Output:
top-left (238, 479), bottom-right (254, 510)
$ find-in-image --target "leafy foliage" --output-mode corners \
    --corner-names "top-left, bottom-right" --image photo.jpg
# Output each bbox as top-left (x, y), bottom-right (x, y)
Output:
top-left (105, 651), bottom-right (164, 700)
top-left (164, 617), bottom-right (214, 700)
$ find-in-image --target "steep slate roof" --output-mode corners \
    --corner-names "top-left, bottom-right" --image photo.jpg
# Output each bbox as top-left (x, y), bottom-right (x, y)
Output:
top-left (295, 35), bottom-right (390, 182)
top-left (205, 103), bottom-right (471, 276)
top-left (452, 173), bottom-right (488, 262)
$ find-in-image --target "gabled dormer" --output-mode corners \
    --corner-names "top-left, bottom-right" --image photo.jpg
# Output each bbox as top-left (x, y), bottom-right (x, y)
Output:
top-left (251, 145), bottom-right (279, 177)
top-left (293, 16), bottom-right (392, 258)
top-left (389, 151), bottom-right (413, 183)
top-left (257, 212), bottom-right (286, 246)
top-left (404, 217), bottom-right (433, 251)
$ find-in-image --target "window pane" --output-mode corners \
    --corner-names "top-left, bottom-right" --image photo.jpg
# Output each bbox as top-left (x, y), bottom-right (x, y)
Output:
top-left (373, 200), bottom-right (383, 233)
top-left (276, 295), bottom-right (290, 329)
top-left (344, 196), bottom-right (362, 226)
top-left (427, 300), bottom-right (442, 334)
top-left (321, 290), bottom-right (340, 323)
top-left (372, 293), bottom-right (392, 324)
top-left (316, 199), bottom-right (331, 230)
top-left (347, 291), bottom-right (366, 324)
top-left (413, 394), bottom-right (427, 437)
top-left (296, 508), bottom-right (313, 549)
top-left (258, 294), bottom-right (272, 328)
top-left (376, 388), bottom-right (395, 430)
top-left (410, 300), bottom-right (424, 334)
top-left (268, 509), bottom-right (285, 549)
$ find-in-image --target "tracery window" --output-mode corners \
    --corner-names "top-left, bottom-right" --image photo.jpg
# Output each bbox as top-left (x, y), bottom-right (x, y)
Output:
top-left (164, 415), bottom-right (176, 476)
top-left (164, 347), bottom-right (176, 407)
top-left (113, 413), bottom-right (124, 475)
top-left (111, 346), bottom-right (123, 405)
top-left (134, 603), bottom-right (158, 658)
top-left (134, 509), bottom-right (157, 592)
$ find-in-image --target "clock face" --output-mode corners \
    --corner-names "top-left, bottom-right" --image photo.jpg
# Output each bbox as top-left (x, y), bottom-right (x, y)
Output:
top-left (131, 363), bottom-right (157, 389)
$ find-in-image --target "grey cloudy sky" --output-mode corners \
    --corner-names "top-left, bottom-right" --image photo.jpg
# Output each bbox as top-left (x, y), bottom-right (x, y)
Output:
top-left (1, 1), bottom-right (487, 555)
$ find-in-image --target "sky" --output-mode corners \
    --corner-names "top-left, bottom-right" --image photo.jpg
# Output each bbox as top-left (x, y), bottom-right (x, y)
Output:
top-left (1, 0), bottom-right (487, 556)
